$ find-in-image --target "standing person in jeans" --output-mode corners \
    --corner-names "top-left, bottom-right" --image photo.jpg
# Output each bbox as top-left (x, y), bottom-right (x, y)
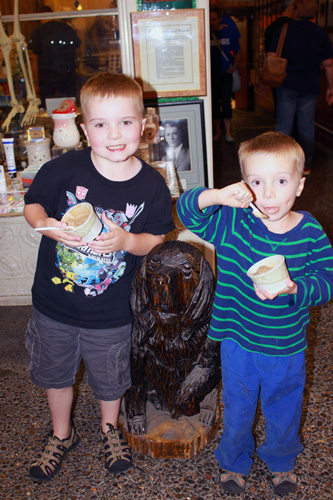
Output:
top-left (264, 1), bottom-right (296, 53)
top-left (24, 72), bottom-right (175, 481)
top-left (264, 1), bottom-right (296, 116)
top-left (268, 0), bottom-right (333, 175)
top-left (210, 5), bottom-right (241, 143)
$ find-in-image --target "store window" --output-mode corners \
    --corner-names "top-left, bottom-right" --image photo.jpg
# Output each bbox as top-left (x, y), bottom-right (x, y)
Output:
top-left (0, 2), bottom-right (121, 117)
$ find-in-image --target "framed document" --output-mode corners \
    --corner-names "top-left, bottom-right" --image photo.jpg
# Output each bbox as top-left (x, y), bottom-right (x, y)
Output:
top-left (131, 9), bottom-right (206, 98)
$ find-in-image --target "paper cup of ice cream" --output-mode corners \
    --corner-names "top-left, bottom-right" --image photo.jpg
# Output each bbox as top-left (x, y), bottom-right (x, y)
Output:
top-left (62, 202), bottom-right (102, 242)
top-left (247, 255), bottom-right (290, 294)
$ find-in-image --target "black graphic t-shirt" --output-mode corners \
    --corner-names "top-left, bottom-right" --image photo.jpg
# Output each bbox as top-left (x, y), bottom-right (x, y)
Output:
top-left (25, 148), bottom-right (175, 329)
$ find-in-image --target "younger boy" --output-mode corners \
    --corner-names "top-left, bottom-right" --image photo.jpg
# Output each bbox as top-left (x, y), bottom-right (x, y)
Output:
top-left (24, 72), bottom-right (174, 481)
top-left (177, 132), bottom-right (333, 497)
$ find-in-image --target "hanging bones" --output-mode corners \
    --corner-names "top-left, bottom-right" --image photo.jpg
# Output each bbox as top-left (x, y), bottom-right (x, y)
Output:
top-left (0, 12), bottom-right (25, 132)
top-left (0, 0), bottom-right (41, 132)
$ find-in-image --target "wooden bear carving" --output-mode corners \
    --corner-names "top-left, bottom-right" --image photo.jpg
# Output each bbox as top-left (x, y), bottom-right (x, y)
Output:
top-left (125, 240), bottom-right (221, 434)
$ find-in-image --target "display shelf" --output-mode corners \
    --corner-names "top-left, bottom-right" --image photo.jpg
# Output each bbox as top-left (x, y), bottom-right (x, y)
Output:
top-left (0, 189), bottom-right (26, 215)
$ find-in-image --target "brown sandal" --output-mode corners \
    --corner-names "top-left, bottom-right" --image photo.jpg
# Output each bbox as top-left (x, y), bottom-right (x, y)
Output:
top-left (30, 425), bottom-right (80, 481)
top-left (100, 423), bottom-right (132, 474)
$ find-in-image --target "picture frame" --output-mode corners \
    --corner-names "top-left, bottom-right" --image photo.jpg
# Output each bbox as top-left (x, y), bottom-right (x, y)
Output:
top-left (137, 0), bottom-right (196, 10)
top-left (147, 100), bottom-right (207, 191)
top-left (131, 9), bottom-right (206, 98)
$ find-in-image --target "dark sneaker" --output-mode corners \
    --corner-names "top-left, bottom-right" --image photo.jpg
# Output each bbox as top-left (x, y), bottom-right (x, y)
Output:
top-left (270, 471), bottom-right (297, 497)
top-left (100, 423), bottom-right (132, 474)
top-left (29, 425), bottom-right (80, 481)
top-left (220, 469), bottom-right (247, 495)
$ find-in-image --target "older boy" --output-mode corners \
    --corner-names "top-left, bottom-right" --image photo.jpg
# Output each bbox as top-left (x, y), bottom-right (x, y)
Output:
top-left (177, 132), bottom-right (333, 497)
top-left (24, 73), bottom-right (174, 480)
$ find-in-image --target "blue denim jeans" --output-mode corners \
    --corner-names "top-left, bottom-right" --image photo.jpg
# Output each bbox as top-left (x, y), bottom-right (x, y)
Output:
top-left (275, 88), bottom-right (318, 170)
top-left (215, 340), bottom-right (305, 475)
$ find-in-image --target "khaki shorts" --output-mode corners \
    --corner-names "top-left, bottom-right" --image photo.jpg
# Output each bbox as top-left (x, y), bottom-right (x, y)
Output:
top-left (25, 307), bottom-right (132, 401)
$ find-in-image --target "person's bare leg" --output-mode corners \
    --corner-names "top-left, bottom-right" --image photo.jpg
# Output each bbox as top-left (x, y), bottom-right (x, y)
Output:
top-left (223, 118), bottom-right (232, 138)
top-left (213, 118), bottom-right (221, 141)
top-left (47, 387), bottom-right (73, 439)
top-left (100, 398), bottom-right (121, 432)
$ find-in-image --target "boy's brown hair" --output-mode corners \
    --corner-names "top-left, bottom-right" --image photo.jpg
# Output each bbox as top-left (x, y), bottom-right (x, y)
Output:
top-left (80, 72), bottom-right (144, 120)
top-left (239, 132), bottom-right (305, 176)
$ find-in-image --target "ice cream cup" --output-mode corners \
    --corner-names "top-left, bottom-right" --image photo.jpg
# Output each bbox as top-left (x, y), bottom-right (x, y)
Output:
top-left (247, 255), bottom-right (290, 294)
top-left (61, 202), bottom-right (102, 242)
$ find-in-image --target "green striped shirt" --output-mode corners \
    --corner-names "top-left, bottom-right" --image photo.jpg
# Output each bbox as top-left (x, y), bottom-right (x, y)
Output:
top-left (177, 188), bottom-right (333, 356)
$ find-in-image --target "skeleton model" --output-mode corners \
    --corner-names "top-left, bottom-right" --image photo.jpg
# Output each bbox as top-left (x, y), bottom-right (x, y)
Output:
top-left (0, 0), bottom-right (41, 132)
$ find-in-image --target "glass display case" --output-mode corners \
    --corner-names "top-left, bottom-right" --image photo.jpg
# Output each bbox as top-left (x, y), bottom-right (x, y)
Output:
top-left (0, 3), bottom-right (121, 120)
top-left (0, 2), bottom-right (122, 168)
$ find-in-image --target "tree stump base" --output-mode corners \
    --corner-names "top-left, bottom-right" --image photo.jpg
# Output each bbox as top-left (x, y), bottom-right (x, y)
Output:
top-left (119, 401), bottom-right (220, 459)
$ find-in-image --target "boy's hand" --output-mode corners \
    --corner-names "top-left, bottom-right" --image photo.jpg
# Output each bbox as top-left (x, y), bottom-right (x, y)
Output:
top-left (253, 278), bottom-right (297, 301)
top-left (199, 181), bottom-right (253, 210)
top-left (224, 181), bottom-right (253, 207)
top-left (36, 218), bottom-right (84, 247)
top-left (88, 212), bottom-right (128, 253)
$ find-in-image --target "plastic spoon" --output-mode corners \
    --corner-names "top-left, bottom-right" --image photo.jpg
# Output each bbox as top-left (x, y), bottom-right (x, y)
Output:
top-left (249, 202), bottom-right (269, 219)
top-left (34, 226), bottom-right (75, 231)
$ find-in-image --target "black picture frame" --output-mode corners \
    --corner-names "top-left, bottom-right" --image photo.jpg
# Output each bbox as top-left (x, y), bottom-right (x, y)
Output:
top-left (146, 100), bottom-right (207, 191)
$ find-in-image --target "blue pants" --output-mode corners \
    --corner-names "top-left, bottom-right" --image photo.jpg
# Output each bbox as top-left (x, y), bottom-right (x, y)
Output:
top-left (275, 88), bottom-right (317, 170)
top-left (215, 340), bottom-right (305, 475)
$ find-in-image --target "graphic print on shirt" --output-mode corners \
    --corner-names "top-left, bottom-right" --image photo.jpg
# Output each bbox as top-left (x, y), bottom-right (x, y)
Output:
top-left (52, 189), bottom-right (145, 296)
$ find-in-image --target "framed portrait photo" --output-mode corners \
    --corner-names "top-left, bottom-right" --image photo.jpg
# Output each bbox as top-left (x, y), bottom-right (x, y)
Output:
top-left (131, 9), bottom-right (206, 98)
top-left (148, 100), bottom-right (207, 191)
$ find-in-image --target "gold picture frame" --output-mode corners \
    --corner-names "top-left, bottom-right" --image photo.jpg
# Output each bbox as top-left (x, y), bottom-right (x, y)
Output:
top-left (131, 9), bottom-right (206, 98)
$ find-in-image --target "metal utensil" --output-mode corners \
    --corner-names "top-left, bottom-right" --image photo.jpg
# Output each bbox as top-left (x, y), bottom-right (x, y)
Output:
top-left (249, 202), bottom-right (269, 219)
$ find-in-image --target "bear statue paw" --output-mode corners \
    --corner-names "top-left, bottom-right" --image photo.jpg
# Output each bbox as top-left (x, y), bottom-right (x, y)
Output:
top-left (127, 414), bottom-right (147, 434)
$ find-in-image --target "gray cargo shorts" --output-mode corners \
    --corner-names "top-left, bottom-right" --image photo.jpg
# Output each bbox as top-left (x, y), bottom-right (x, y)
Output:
top-left (25, 307), bottom-right (132, 401)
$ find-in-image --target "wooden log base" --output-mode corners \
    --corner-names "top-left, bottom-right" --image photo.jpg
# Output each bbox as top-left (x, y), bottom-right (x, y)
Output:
top-left (119, 401), bottom-right (221, 459)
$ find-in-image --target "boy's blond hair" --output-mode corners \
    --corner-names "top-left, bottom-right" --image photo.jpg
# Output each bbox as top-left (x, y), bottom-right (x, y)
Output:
top-left (80, 72), bottom-right (144, 120)
top-left (239, 132), bottom-right (305, 176)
